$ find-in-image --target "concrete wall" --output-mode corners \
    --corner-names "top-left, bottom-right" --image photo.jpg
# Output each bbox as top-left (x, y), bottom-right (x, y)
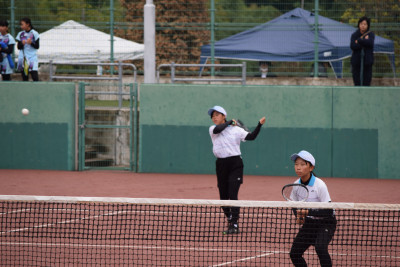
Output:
top-left (0, 82), bottom-right (76, 170)
top-left (139, 84), bottom-right (400, 179)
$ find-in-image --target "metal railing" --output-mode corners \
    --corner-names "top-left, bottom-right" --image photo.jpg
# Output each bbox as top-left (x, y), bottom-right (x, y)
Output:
top-left (157, 62), bottom-right (247, 85)
top-left (49, 61), bottom-right (137, 82)
top-left (48, 61), bottom-right (137, 108)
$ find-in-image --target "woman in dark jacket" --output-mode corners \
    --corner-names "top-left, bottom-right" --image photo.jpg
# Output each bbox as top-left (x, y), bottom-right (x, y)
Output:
top-left (350, 16), bottom-right (375, 86)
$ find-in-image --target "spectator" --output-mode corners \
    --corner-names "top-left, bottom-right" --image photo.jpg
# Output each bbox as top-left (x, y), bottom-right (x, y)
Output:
top-left (16, 17), bottom-right (40, 81)
top-left (259, 61), bottom-right (271, 78)
top-left (350, 16), bottom-right (375, 86)
top-left (0, 20), bottom-right (15, 81)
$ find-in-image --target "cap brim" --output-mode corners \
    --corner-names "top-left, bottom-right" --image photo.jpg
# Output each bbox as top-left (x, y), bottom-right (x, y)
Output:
top-left (290, 154), bottom-right (299, 161)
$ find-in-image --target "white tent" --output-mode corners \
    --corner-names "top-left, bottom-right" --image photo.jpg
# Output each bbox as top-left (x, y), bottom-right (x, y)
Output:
top-left (17, 20), bottom-right (144, 63)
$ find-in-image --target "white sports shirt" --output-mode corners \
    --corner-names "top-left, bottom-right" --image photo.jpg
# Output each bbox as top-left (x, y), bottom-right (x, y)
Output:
top-left (292, 174), bottom-right (331, 203)
top-left (16, 29), bottom-right (40, 71)
top-left (209, 125), bottom-right (248, 158)
top-left (0, 33), bottom-right (15, 74)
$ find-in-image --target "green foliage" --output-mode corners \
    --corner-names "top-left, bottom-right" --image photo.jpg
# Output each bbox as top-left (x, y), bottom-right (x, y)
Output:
top-left (1, 0), bottom-right (397, 77)
top-left (215, 0), bottom-right (281, 39)
top-left (338, 0), bottom-right (400, 75)
top-left (6, 0), bottom-right (125, 33)
top-left (118, 0), bottom-right (210, 70)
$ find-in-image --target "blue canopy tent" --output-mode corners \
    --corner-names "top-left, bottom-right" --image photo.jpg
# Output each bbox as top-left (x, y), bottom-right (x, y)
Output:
top-left (200, 8), bottom-right (395, 78)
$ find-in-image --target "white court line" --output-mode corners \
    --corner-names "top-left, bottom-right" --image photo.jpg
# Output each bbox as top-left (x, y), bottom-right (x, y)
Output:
top-left (0, 208), bottom-right (32, 216)
top-left (1, 242), bottom-right (399, 263)
top-left (3, 205), bottom-right (398, 222)
top-left (0, 208), bottom-right (91, 216)
top-left (2, 206), bottom-right (399, 264)
top-left (2, 241), bottom-right (399, 260)
top-left (0, 242), bottom-right (267, 253)
top-left (209, 251), bottom-right (281, 267)
top-left (210, 250), bottom-right (400, 266)
top-left (0, 209), bottom-right (131, 235)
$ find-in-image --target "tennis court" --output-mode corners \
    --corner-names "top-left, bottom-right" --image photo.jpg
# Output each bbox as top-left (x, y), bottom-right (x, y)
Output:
top-left (1, 170), bottom-right (399, 266)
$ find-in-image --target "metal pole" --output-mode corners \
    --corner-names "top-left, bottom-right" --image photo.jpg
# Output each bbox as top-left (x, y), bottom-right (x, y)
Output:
top-left (118, 61), bottom-right (123, 107)
top-left (49, 60), bottom-right (53, 81)
top-left (360, 49), bottom-right (364, 86)
top-left (110, 0), bottom-right (115, 75)
top-left (242, 62), bottom-right (246, 85)
top-left (78, 82), bottom-right (86, 171)
top-left (171, 62), bottom-right (175, 84)
top-left (313, 0), bottom-right (319, 78)
top-left (10, 0), bottom-right (15, 37)
top-left (129, 84), bottom-right (133, 171)
top-left (10, 0), bottom-right (15, 62)
top-left (210, 0), bottom-right (215, 76)
top-left (144, 0), bottom-right (156, 83)
top-left (134, 83), bottom-right (138, 172)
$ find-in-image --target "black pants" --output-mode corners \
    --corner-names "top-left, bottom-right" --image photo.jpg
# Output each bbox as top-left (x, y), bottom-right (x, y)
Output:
top-left (216, 156), bottom-right (243, 224)
top-left (2, 74), bottom-right (11, 81)
top-left (290, 217), bottom-right (337, 267)
top-left (21, 71), bottom-right (39, 81)
top-left (352, 64), bottom-right (372, 86)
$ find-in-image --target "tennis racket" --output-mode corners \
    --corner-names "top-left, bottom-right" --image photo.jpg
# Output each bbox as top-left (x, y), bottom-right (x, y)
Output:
top-left (235, 119), bottom-right (249, 131)
top-left (282, 183), bottom-right (309, 202)
top-left (282, 183), bottom-right (309, 224)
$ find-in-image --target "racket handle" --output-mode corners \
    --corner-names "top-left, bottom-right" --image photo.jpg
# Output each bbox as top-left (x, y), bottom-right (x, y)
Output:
top-left (296, 217), bottom-right (305, 224)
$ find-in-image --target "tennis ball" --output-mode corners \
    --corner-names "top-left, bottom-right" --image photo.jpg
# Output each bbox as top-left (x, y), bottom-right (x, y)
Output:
top-left (22, 108), bottom-right (29, 116)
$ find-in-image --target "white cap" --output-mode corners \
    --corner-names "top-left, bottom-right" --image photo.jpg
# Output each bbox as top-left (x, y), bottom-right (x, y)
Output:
top-left (208, 106), bottom-right (227, 117)
top-left (290, 150), bottom-right (316, 166)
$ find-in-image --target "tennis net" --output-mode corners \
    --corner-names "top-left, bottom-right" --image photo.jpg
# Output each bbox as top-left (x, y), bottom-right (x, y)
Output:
top-left (0, 195), bottom-right (399, 266)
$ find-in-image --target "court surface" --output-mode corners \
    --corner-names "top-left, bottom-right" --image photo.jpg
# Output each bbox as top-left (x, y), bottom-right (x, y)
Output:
top-left (1, 169), bottom-right (399, 266)
top-left (0, 169), bottom-right (399, 203)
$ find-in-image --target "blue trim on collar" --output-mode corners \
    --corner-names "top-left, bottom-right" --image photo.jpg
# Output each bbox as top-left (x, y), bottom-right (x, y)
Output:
top-left (298, 174), bottom-right (316, 186)
top-left (309, 174), bottom-right (316, 186)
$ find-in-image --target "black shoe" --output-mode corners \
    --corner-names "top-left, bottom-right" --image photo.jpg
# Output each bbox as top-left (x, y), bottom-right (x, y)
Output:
top-left (223, 223), bottom-right (239, 234)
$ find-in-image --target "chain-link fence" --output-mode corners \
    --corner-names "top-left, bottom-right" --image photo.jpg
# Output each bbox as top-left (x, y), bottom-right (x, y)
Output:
top-left (1, 0), bottom-right (398, 80)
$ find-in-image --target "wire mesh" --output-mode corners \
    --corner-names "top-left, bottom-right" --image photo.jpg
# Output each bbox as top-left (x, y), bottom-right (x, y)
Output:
top-left (0, 0), bottom-right (398, 79)
top-left (83, 82), bottom-right (135, 170)
top-left (1, 195), bottom-right (399, 266)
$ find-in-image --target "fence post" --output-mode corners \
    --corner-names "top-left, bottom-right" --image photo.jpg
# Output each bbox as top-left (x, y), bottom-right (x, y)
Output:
top-left (78, 82), bottom-right (86, 171)
top-left (144, 0), bottom-right (156, 83)
top-left (49, 61), bottom-right (53, 81)
top-left (10, 0), bottom-right (15, 62)
top-left (242, 62), bottom-right (246, 85)
top-left (171, 62), bottom-right (175, 84)
top-left (313, 0), bottom-right (320, 78)
top-left (110, 0), bottom-right (115, 75)
top-left (210, 0), bottom-right (215, 76)
top-left (118, 61), bottom-right (123, 107)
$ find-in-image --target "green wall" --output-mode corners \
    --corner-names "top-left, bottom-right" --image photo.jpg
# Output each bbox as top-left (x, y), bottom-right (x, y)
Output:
top-left (139, 84), bottom-right (399, 179)
top-left (0, 82), bottom-right (76, 170)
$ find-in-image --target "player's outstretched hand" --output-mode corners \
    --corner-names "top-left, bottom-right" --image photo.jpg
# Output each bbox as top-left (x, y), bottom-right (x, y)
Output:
top-left (259, 117), bottom-right (266, 125)
top-left (296, 209), bottom-right (308, 224)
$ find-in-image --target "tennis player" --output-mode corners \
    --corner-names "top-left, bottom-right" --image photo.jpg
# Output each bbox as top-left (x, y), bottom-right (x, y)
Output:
top-left (208, 105), bottom-right (266, 234)
top-left (16, 17), bottom-right (40, 81)
top-left (289, 150), bottom-right (337, 267)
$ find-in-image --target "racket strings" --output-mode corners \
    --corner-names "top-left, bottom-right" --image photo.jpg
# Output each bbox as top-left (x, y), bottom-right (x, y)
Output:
top-left (282, 184), bottom-right (308, 201)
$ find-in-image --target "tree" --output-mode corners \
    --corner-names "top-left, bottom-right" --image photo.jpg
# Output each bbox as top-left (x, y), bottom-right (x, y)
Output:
top-left (118, 0), bottom-right (210, 71)
top-left (215, 0), bottom-right (281, 40)
top-left (338, 0), bottom-right (400, 75)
